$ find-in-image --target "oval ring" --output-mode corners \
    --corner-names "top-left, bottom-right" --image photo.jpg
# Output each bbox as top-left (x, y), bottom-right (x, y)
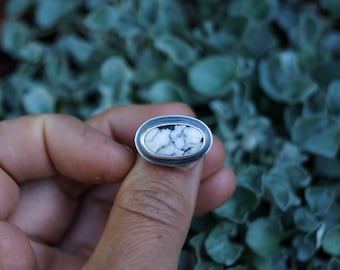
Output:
top-left (134, 115), bottom-right (213, 166)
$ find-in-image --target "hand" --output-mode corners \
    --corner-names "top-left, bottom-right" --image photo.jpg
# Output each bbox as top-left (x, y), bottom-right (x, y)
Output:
top-left (0, 103), bottom-right (236, 270)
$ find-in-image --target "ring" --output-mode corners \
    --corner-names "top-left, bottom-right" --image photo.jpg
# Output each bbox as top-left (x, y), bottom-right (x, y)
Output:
top-left (134, 115), bottom-right (213, 166)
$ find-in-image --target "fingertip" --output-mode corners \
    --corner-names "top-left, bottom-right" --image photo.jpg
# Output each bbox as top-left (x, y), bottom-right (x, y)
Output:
top-left (195, 167), bottom-right (236, 216)
top-left (202, 136), bottom-right (226, 179)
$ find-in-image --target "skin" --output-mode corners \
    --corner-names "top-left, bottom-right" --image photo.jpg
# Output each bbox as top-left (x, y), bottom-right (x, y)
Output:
top-left (0, 103), bottom-right (236, 270)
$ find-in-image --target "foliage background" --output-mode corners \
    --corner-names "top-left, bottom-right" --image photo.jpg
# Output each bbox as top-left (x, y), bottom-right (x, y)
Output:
top-left (1, 0), bottom-right (340, 269)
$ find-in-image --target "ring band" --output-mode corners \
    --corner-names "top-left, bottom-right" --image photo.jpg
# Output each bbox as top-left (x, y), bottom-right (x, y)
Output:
top-left (134, 115), bottom-right (213, 166)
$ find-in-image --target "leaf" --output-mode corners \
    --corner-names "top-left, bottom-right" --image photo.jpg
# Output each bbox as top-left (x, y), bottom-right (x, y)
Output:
top-left (188, 56), bottom-right (238, 97)
top-left (84, 6), bottom-right (117, 31)
top-left (263, 164), bottom-right (306, 211)
top-left (84, 0), bottom-right (107, 9)
top-left (194, 260), bottom-right (223, 270)
top-left (1, 20), bottom-right (31, 54)
top-left (43, 53), bottom-right (71, 85)
top-left (22, 85), bottom-right (55, 114)
top-left (293, 208), bottom-right (320, 232)
top-left (229, 0), bottom-right (278, 22)
top-left (291, 114), bottom-right (340, 158)
top-left (214, 187), bottom-right (259, 223)
top-left (320, 0), bottom-right (340, 17)
top-left (150, 0), bottom-right (186, 33)
top-left (6, 0), bottom-right (34, 17)
top-left (178, 249), bottom-right (195, 270)
top-left (138, 80), bottom-right (183, 103)
top-left (326, 80), bottom-right (340, 117)
top-left (237, 166), bottom-right (265, 195)
top-left (328, 258), bottom-right (340, 270)
top-left (205, 222), bottom-right (244, 266)
top-left (100, 57), bottom-right (132, 89)
top-left (237, 116), bottom-right (272, 151)
top-left (305, 186), bottom-right (335, 215)
top-left (137, 0), bottom-right (159, 27)
top-left (246, 218), bottom-right (282, 258)
top-left (189, 233), bottom-right (205, 259)
top-left (242, 21), bottom-right (277, 57)
top-left (298, 11), bottom-right (325, 47)
top-left (35, 0), bottom-right (80, 28)
top-left (259, 51), bottom-right (318, 104)
top-left (227, 266), bottom-right (247, 270)
top-left (105, 5), bottom-right (141, 38)
top-left (322, 225), bottom-right (340, 256)
top-left (58, 35), bottom-right (94, 64)
top-left (154, 35), bottom-right (197, 67)
top-left (275, 142), bottom-right (307, 165)
top-left (292, 235), bottom-right (317, 262)
top-left (284, 164), bottom-right (311, 189)
top-left (315, 156), bottom-right (340, 178)
top-left (16, 41), bottom-right (45, 63)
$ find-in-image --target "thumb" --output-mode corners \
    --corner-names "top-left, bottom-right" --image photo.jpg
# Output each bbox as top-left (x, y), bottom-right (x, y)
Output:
top-left (85, 157), bottom-right (204, 270)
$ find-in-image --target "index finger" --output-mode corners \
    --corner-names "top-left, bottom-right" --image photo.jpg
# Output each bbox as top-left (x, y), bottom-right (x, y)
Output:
top-left (87, 103), bottom-right (196, 148)
top-left (0, 114), bottom-right (134, 183)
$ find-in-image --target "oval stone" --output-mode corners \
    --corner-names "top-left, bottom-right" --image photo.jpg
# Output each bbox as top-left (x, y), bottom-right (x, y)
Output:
top-left (135, 115), bottom-right (213, 166)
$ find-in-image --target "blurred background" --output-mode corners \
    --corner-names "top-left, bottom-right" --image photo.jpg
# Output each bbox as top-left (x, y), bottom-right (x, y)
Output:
top-left (1, 0), bottom-right (340, 269)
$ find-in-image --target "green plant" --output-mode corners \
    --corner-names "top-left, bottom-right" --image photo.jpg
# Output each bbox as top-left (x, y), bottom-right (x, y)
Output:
top-left (1, 0), bottom-right (340, 269)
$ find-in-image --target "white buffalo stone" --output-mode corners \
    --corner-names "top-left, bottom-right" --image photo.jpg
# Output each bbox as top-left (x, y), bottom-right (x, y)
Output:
top-left (144, 125), bottom-right (203, 157)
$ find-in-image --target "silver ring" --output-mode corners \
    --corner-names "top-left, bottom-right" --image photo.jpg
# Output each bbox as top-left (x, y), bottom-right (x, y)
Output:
top-left (134, 115), bottom-right (213, 166)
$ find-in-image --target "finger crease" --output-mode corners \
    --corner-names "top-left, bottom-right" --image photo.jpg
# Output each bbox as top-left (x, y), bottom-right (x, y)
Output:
top-left (41, 117), bottom-right (59, 176)
top-left (117, 204), bottom-right (182, 233)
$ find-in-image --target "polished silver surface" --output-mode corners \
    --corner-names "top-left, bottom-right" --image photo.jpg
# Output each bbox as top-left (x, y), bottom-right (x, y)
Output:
top-left (134, 115), bottom-right (213, 166)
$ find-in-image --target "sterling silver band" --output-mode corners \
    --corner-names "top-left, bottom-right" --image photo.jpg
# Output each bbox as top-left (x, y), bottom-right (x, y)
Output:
top-left (134, 115), bottom-right (213, 166)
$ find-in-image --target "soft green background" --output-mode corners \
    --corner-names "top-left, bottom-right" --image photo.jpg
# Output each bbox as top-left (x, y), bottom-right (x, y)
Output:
top-left (1, 0), bottom-right (340, 269)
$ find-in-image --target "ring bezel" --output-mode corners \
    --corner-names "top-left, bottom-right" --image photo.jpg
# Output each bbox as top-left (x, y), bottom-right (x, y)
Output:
top-left (134, 115), bottom-right (213, 166)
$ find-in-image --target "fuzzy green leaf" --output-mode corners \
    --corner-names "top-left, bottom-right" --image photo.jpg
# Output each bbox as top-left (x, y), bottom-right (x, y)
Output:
top-left (229, 0), bottom-right (278, 22)
top-left (328, 258), bottom-right (340, 270)
top-left (214, 187), bottom-right (259, 223)
top-left (154, 35), bottom-right (197, 67)
top-left (320, 0), bottom-right (340, 17)
top-left (6, 0), bottom-right (34, 17)
top-left (292, 235), bottom-right (317, 262)
top-left (263, 164), bottom-right (307, 210)
top-left (237, 166), bottom-right (265, 195)
top-left (259, 51), bottom-right (318, 104)
top-left (326, 80), bottom-right (340, 117)
top-left (205, 222), bottom-right (244, 266)
top-left (138, 80), bottom-right (183, 103)
top-left (193, 260), bottom-right (223, 270)
top-left (1, 20), bottom-right (30, 54)
top-left (58, 35), bottom-right (94, 64)
top-left (322, 225), bottom-right (340, 256)
top-left (246, 218), bottom-right (282, 258)
top-left (292, 114), bottom-right (340, 158)
top-left (100, 57), bottom-right (132, 89)
top-left (315, 156), bottom-right (340, 178)
top-left (305, 186), bottom-right (335, 215)
top-left (242, 22), bottom-right (277, 57)
top-left (293, 208), bottom-right (320, 232)
top-left (188, 56), bottom-right (238, 97)
top-left (35, 0), bottom-right (79, 27)
top-left (22, 85), bottom-right (55, 114)
top-left (84, 6), bottom-right (117, 31)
